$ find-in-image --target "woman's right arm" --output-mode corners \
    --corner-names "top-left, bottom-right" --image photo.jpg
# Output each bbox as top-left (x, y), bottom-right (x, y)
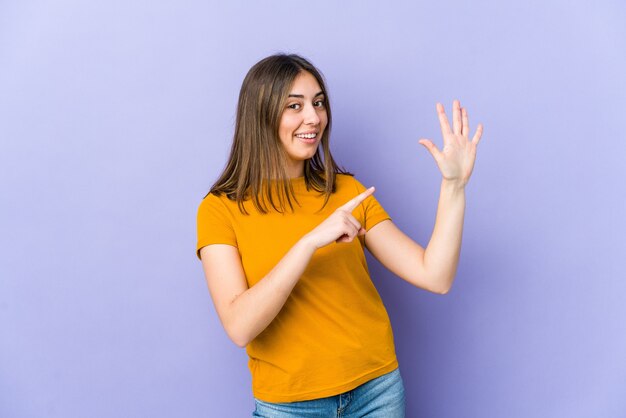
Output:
top-left (199, 186), bottom-right (375, 348)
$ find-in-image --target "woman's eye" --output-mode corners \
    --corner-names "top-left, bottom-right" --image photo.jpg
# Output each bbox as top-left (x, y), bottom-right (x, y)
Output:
top-left (287, 100), bottom-right (324, 110)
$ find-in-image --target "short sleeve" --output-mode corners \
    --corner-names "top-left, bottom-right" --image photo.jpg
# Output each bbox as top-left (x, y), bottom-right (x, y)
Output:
top-left (196, 194), bottom-right (238, 260)
top-left (351, 177), bottom-right (392, 231)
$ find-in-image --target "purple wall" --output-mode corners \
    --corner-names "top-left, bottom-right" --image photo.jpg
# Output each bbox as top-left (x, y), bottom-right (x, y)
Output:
top-left (1, 1), bottom-right (625, 417)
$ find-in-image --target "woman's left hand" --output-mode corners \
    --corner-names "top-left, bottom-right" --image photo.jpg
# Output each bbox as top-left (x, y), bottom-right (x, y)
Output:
top-left (418, 100), bottom-right (483, 187)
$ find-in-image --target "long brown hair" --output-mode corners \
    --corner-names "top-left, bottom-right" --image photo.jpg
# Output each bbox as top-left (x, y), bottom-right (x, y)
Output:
top-left (208, 53), bottom-right (350, 214)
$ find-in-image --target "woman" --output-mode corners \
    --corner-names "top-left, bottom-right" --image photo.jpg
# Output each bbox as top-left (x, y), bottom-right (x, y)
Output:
top-left (196, 53), bottom-right (483, 417)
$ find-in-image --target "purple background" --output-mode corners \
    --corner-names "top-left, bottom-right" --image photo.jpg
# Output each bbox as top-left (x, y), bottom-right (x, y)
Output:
top-left (1, 1), bottom-right (625, 417)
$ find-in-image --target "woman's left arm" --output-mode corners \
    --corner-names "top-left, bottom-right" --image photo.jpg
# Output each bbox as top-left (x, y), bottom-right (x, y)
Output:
top-left (365, 100), bottom-right (483, 294)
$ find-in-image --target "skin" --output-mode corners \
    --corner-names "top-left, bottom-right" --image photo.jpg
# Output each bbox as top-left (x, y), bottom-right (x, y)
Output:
top-left (277, 71), bottom-right (328, 178)
top-left (366, 101), bottom-right (483, 294)
top-left (200, 74), bottom-right (484, 347)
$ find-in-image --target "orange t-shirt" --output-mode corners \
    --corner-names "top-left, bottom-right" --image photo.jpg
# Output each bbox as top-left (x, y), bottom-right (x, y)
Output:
top-left (196, 174), bottom-right (398, 402)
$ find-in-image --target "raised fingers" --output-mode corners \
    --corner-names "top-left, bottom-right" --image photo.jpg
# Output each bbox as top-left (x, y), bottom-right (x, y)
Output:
top-left (452, 100), bottom-right (462, 135)
top-left (461, 107), bottom-right (469, 137)
top-left (339, 186), bottom-right (375, 213)
top-left (472, 123), bottom-right (484, 146)
top-left (436, 103), bottom-right (453, 138)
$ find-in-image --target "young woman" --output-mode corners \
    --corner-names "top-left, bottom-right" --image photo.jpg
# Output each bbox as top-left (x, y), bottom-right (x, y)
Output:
top-left (196, 53), bottom-right (483, 417)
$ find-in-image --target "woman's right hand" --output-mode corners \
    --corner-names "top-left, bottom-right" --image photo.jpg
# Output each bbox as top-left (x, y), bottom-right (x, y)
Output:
top-left (201, 185), bottom-right (375, 347)
top-left (304, 186), bottom-right (376, 249)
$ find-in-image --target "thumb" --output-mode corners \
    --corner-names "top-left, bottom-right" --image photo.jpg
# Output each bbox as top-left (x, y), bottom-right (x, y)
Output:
top-left (357, 227), bottom-right (366, 236)
top-left (418, 139), bottom-right (441, 160)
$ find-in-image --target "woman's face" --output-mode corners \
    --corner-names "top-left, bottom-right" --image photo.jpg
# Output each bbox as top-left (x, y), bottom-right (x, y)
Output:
top-left (278, 71), bottom-right (328, 178)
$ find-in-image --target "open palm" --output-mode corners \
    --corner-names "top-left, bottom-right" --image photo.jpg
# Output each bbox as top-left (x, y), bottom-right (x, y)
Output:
top-left (419, 100), bottom-right (483, 186)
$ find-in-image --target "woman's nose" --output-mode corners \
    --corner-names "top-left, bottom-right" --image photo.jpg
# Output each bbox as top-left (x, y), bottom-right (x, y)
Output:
top-left (303, 104), bottom-right (320, 125)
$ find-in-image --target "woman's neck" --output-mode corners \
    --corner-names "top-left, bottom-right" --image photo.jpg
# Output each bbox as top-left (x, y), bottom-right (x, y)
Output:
top-left (285, 162), bottom-right (304, 179)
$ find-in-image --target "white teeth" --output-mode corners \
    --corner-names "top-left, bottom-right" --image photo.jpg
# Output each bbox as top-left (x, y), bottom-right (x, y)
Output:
top-left (296, 133), bottom-right (317, 139)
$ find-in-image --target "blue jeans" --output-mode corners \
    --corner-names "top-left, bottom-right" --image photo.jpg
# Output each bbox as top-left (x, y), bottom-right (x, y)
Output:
top-left (252, 368), bottom-right (405, 417)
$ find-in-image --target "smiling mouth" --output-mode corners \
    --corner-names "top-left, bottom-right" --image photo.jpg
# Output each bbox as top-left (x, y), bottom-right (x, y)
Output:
top-left (294, 132), bottom-right (319, 144)
top-left (295, 132), bottom-right (318, 139)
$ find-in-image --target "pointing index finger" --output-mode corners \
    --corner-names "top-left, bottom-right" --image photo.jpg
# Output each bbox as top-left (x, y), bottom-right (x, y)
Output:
top-left (339, 186), bottom-right (375, 212)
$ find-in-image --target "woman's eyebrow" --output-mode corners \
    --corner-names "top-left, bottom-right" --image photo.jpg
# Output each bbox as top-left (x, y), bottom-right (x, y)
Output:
top-left (288, 91), bottom-right (324, 98)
